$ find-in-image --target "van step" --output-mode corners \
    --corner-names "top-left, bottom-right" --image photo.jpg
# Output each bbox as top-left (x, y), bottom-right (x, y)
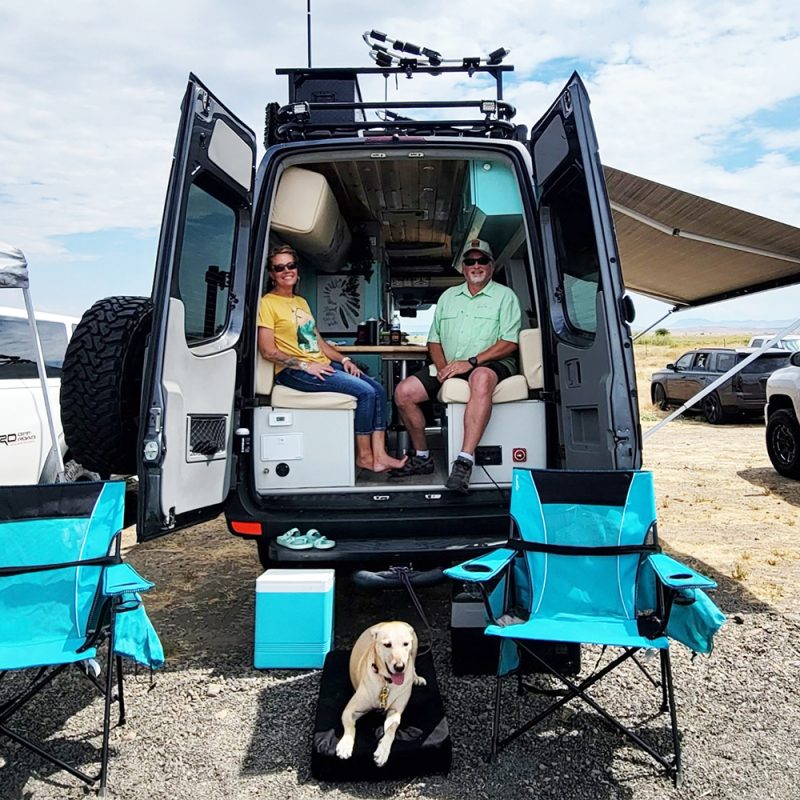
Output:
top-left (268, 533), bottom-right (505, 564)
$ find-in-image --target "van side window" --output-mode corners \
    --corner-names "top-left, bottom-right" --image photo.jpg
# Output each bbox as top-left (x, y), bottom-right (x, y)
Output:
top-left (176, 183), bottom-right (237, 344)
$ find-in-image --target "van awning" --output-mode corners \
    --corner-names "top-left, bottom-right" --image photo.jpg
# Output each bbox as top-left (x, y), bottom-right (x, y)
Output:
top-left (0, 242), bottom-right (29, 289)
top-left (604, 166), bottom-right (800, 308)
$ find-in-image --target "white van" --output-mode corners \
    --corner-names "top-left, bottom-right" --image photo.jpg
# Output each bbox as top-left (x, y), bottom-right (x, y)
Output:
top-left (0, 305), bottom-right (87, 484)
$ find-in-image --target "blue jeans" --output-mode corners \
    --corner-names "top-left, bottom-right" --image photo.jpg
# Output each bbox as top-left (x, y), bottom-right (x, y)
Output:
top-left (275, 361), bottom-right (388, 435)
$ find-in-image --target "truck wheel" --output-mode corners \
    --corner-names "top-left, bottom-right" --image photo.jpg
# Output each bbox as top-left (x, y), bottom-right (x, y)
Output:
top-left (702, 391), bottom-right (727, 425)
top-left (61, 296), bottom-right (153, 476)
top-left (652, 383), bottom-right (668, 411)
top-left (766, 409), bottom-right (800, 479)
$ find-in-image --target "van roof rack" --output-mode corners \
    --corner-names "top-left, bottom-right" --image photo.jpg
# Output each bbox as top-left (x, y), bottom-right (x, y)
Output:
top-left (267, 64), bottom-right (524, 146)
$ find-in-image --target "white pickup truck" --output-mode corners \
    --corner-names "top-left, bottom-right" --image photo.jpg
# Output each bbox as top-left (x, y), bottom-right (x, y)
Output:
top-left (765, 351), bottom-right (800, 479)
top-left (0, 305), bottom-right (93, 484)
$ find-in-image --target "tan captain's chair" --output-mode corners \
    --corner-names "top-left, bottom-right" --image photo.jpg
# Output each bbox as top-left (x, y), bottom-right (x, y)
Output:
top-left (437, 328), bottom-right (544, 404)
top-left (256, 353), bottom-right (356, 410)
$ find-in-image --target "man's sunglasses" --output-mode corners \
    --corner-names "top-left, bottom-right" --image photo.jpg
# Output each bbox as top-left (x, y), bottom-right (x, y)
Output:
top-left (272, 262), bottom-right (299, 273)
top-left (462, 256), bottom-right (492, 267)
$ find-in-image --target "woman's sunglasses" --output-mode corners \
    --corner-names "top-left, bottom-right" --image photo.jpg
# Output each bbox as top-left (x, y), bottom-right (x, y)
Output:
top-left (271, 262), bottom-right (299, 273)
top-left (462, 256), bottom-right (492, 266)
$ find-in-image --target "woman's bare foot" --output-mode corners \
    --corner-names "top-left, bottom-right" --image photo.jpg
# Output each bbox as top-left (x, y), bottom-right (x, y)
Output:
top-left (356, 457), bottom-right (374, 471)
top-left (371, 453), bottom-right (408, 473)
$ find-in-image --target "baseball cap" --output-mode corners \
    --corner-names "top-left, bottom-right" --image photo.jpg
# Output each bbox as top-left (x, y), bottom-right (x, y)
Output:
top-left (460, 238), bottom-right (494, 262)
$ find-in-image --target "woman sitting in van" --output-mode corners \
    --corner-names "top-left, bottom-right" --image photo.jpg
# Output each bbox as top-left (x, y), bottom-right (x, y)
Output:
top-left (257, 245), bottom-right (407, 473)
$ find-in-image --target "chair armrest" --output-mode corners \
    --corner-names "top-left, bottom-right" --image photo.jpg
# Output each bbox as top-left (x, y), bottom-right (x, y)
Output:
top-left (444, 548), bottom-right (516, 583)
top-left (647, 553), bottom-right (716, 590)
top-left (103, 563), bottom-right (155, 596)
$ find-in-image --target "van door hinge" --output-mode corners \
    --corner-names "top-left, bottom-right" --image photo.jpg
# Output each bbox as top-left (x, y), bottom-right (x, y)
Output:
top-left (531, 389), bottom-right (559, 403)
top-left (554, 286), bottom-right (565, 303)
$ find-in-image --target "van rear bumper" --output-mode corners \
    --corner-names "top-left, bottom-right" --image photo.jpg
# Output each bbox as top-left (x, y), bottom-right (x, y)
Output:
top-left (225, 487), bottom-right (510, 565)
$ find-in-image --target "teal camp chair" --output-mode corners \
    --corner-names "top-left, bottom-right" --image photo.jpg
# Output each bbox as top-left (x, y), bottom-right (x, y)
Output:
top-left (0, 481), bottom-right (162, 796)
top-left (444, 468), bottom-right (725, 785)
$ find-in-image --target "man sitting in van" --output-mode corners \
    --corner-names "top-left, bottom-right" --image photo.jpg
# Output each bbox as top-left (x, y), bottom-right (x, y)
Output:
top-left (392, 239), bottom-right (522, 493)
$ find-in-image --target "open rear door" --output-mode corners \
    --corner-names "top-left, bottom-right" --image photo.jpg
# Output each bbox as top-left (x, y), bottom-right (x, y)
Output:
top-left (138, 75), bottom-right (256, 540)
top-left (529, 74), bottom-right (640, 469)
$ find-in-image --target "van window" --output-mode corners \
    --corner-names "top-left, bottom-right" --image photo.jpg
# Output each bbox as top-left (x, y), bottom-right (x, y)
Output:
top-left (177, 182), bottom-right (237, 344)
top-left (548, 177), bottom-right (599, 336)
top-left (0, 316), bottom-right (68, 378)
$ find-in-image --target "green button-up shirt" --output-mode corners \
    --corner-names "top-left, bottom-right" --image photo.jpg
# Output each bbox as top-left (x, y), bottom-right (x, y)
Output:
top-left (428, 280), bottom-right (522, 373)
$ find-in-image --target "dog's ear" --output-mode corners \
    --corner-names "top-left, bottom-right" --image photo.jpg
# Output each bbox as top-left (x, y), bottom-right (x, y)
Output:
top-left (409, 624), bottom-right (419, 659)
top-left (369, 623), bottom-right (384, 641)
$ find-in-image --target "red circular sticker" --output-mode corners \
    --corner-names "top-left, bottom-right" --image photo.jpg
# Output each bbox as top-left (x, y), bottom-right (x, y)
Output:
top-left (512, 447), bottom-right (527, 463)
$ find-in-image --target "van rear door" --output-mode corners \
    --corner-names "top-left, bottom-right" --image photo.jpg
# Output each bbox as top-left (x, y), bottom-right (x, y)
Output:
top-left (529, 73), bottom-right (640, 468)
top-left (138, 75), bottom-right (256, 540)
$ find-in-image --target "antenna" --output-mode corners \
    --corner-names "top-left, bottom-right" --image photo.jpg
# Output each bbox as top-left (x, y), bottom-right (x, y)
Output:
top-left (307, 0), bottom-right (312, 68)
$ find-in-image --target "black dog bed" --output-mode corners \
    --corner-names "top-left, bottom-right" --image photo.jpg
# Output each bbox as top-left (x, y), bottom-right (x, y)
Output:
top-left (311, 650), bottom-right (451, 781)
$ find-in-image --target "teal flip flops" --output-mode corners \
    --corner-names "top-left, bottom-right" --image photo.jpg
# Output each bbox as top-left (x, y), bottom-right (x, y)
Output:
top-left (276, 528), bottom-right (312, 550)
top-left (307, 529), bottom-right (336, 550)
top-left (275, 527), bottom-right (336, 550)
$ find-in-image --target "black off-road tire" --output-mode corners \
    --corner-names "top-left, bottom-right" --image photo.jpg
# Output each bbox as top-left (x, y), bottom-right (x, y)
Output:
top-left (766, 408), bottom-right (800, 479)
top-left (60, 296), bottom-right (153, 476)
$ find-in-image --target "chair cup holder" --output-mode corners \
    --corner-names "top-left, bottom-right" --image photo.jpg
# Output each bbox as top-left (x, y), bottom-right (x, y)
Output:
top-left (464, 563), bottom-right (493, 572)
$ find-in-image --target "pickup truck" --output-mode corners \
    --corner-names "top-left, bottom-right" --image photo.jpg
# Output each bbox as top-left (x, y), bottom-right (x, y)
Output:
top-left (765, 351), bottom-right (800, 479)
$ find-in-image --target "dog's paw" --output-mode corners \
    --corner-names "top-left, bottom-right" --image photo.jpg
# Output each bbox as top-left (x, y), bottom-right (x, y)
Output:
top-left (373, 740), bottom-right (391, 767)
top-left (336, 735), bottom-right (354, 760)
top-left (414, 674), bottom-right (427, 686)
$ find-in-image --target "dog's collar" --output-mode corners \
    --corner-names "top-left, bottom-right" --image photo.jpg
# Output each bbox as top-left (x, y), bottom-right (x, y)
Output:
top-left (371, 662), bottom-right (393, 684)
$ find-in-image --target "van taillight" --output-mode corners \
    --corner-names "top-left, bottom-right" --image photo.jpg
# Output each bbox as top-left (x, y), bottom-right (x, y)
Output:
top-left (231, 520), bottom-right (262, 536)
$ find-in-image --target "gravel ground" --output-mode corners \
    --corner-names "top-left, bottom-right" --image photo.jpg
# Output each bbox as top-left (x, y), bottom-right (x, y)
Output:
top-left (2, 519), bottom-right (799, 800)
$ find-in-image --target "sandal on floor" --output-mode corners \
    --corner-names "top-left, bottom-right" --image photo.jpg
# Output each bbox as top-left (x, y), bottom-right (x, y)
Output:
top-left (307, 529), bottom-right (336, 549)
top-left (276, 527), bottom-right (313, 550)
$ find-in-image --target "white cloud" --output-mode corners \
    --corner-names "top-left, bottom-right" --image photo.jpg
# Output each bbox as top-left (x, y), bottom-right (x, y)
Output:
top-left (1, 0), bottom-right (799, 317)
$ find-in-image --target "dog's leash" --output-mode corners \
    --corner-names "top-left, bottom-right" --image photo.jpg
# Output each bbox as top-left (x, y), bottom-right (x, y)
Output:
top-left (389, 566), bottom-right (434, 656)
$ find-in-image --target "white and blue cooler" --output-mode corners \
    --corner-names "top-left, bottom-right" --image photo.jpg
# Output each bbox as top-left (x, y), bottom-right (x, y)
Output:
top-left (254, 569), bottom-right (335, 669)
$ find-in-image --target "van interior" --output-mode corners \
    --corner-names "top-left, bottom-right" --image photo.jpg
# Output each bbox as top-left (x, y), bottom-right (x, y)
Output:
top-left (251, 149), bottom-right (548, 495)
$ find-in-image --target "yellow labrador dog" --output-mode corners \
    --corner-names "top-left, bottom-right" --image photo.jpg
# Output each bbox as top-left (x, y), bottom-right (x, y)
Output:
top-left (335, 621), bottom-right (426, 767)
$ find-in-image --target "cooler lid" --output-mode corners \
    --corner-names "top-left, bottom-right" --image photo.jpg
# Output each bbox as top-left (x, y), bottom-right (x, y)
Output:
top-left (256, 568), bottom-right (335, 594)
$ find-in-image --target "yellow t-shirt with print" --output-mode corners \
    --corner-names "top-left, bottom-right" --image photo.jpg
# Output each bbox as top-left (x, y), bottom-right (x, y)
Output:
top-left (257, 293), bottom-right (330, 373)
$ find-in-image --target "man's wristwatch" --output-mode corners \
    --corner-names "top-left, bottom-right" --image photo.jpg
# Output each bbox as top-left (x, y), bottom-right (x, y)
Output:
top-left (468, 356), bottom-right (479, 368)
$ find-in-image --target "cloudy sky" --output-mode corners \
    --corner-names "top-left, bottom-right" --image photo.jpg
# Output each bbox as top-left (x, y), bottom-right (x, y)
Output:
top-left (1, 0), bottom-right (799, 328)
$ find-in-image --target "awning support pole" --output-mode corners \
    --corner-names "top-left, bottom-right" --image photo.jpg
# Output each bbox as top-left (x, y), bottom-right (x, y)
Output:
top-left (633, 308), bottom-right (678, 341)
top-left (22, 286), bottom-right (65, 480)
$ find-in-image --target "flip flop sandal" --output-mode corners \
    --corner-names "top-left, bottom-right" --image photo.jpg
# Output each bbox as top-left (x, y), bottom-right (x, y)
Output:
top-left (275, 527), bottom-right (313, 550)
top-left (307, 529), bottom-right (336, 550)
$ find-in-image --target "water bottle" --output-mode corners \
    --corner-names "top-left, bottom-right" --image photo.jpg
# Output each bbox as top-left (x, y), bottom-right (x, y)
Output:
top-left (390, 313), bottom-right (401, 345)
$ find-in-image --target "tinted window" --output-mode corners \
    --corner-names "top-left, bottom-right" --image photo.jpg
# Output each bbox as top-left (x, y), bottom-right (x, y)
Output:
top-left (739, 353), bottom-right (791, 374)
top-left (177, 183), bottom-right (237, 344)
top-left (549, 176), bottom-right (599, 336)
top-left (715, 353), bottom-right (736, 372)
top-left (0, 316), bottom-right (68, 379)
top-left (675, 353), bottom-right (693, 369)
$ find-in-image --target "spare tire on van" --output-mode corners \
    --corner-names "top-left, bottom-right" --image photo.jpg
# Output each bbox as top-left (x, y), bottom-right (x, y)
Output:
top-left (60, 296), bottom-right (152, 476)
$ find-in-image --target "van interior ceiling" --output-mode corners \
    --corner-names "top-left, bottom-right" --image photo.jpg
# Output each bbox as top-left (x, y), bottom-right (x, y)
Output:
top-left (253, 151), bottom-right (544, 494)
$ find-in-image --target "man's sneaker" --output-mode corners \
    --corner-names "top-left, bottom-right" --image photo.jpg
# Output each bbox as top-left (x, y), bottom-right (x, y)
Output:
top-left (445, 456), bottom-right (473, 494)
top-left (389, 452), bottom-right (434, 478)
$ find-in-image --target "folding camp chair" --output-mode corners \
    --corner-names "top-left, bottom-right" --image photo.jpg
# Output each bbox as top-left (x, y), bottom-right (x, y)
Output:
top-left (444, 468), bottom-right (725, 786)
top-left (0, 480), bottom-right (161, 796)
